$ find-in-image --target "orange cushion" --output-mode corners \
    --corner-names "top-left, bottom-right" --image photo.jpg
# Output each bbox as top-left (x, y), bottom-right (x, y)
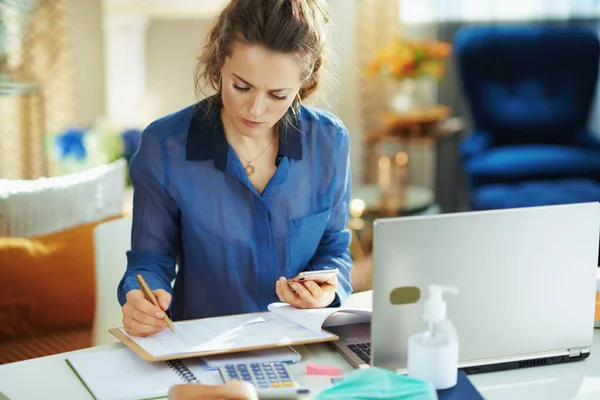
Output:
top-left (0, 216), bottom-right (120, 340)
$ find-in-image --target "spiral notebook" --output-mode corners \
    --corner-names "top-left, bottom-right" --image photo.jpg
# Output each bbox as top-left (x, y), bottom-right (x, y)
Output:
top-left (66, 347), bottom-right (222, 400)
top-left (200, 346), bottom-right (301, 369)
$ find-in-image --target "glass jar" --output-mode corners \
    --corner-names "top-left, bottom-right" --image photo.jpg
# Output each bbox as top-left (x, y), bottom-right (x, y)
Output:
top-left (375, 137), bottom-right (408, 216)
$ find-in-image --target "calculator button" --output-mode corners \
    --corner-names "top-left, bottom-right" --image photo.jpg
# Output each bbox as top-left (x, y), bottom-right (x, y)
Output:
top-left (271, 382), bottom-right (283, 388)
top-left (284, 381), bottom-right (295, 387)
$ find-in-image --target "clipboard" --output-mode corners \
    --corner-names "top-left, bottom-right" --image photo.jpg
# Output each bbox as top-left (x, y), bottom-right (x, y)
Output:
top-left (109, 308), bottom-right (340, 362)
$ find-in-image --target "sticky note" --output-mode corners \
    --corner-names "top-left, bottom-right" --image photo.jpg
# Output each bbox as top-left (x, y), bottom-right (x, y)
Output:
top-left (306, 361), bottom-right (342, 376)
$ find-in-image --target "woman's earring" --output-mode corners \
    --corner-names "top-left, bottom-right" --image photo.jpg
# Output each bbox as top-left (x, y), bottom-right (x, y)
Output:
top-left (291, 92), bottom-right (301, 117)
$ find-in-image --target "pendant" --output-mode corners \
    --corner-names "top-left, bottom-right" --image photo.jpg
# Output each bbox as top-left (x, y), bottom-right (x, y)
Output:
top-left (244, 164), bottom-right (255, 176)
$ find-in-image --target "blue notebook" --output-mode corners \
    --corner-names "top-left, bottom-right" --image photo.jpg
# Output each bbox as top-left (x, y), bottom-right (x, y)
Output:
top-left (437, 371), bottom-right (484, 400)
top-left (200, 346), bottom-right (302, 369)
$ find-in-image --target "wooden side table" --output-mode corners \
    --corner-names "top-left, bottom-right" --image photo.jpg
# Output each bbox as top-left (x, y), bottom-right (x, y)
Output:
top-left (365, 108), bottom-right (465, 213)
top-left (349, 184), bottom-right (440, 257)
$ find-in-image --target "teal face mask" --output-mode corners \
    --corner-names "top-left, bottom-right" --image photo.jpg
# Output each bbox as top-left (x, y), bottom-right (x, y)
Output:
top-left (315, 367), bottom-right (438, 400)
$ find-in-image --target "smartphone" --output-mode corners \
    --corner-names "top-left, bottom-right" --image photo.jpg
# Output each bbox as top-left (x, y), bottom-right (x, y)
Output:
top-left (289, 268), bottom-right (339, 284)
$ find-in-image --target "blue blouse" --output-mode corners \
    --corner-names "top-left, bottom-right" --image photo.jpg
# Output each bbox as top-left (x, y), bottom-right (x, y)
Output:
top-left (117, 98), bottom-right (353, 321)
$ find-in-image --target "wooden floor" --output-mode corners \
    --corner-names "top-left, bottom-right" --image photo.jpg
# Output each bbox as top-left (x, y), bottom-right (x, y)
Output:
top-left (0, 328), bottom-right (92, 365)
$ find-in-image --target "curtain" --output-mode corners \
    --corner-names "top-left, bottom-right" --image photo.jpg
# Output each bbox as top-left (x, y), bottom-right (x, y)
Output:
top-left (355, 0), bottom-right (402, 182)
top-left (0, 0), bottom-right (75, 179)
top-left (398, 0), bottom-right (600, 23)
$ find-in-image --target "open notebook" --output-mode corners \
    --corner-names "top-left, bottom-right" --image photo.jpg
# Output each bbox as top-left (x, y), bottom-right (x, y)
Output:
top-left (110, 301), bottom-right (372, 362)
top-left (66, 347), bottom-right (222, 400)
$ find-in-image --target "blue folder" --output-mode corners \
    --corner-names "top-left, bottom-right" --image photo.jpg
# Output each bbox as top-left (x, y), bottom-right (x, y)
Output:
top-left (437, 371), bottom-right (484, 400)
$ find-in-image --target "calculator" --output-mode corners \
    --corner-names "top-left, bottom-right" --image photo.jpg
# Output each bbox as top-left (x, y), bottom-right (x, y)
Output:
top-left (218, 362), bottom-right (304, 399)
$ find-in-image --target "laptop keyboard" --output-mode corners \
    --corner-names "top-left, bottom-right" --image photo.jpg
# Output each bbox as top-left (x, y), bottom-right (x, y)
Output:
top-left (348, 342), bottom-right (371, 363)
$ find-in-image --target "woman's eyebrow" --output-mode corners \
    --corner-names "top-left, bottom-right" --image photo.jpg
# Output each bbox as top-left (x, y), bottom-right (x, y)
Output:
top-left (232, 73), bottom-right (292, 92)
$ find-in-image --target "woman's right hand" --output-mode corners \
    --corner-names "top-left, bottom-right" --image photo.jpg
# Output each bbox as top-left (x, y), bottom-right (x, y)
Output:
top-left (122, 288), bottom-right (172, 337)
top-left (169, 380), bottom-right (258, 400)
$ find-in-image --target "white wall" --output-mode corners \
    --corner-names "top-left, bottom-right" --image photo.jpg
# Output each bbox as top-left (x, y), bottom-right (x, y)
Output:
top-left (144, 19), bottom-right (208, 124)
top-left (70, 0), bottom-right (106, 126)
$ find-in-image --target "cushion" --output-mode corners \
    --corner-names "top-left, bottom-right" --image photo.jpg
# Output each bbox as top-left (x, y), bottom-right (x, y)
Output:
top-left (0, 216), bottom-right (120, 341)
top-left (472, 178), bottom-right (600, 210)
top-left (465, 145), bottom-right (600, 180)
top-left (0, 159), bottom-right (126, 237)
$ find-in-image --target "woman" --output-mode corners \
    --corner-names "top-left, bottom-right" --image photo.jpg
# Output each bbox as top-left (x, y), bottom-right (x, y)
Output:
top-left (118, 0), bottom-right (353, 339)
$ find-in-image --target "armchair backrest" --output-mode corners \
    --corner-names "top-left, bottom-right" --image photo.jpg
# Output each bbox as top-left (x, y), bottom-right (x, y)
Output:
top-left (455, 25), bottom-right (600, 144)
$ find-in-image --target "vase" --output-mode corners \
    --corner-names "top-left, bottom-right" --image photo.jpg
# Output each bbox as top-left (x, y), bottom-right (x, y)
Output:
top-left (390, 78), bottom-right (437, 113)
top-left (375, 138), bottom-right (409, 216)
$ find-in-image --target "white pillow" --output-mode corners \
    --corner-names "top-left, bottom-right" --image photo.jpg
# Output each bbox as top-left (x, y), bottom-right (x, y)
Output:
top-left (0, 159), bottom-right (126, 237)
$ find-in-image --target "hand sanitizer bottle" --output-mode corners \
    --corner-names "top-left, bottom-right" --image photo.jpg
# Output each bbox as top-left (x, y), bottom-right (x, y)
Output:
top-left (407, 284), bottom-right (460, 390)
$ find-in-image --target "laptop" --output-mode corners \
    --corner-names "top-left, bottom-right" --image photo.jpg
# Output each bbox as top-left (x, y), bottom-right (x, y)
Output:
top-left (328, 322), bottom-right (372, 369)
top-left (331, 202), bottom-right (600, 374)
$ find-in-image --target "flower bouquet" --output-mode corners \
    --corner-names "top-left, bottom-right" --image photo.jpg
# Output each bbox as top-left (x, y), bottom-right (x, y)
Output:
top-left (367, 37), bottom-right (452, 112)
top-left (367, 37), bottom-right (452, 81)
top-left (46, 121), bottom-right (142, 185)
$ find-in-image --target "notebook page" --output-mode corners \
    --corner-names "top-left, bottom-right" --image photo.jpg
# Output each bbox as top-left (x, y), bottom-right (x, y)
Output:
top-left (67, 347), bottom-right (182, 400)
top-left (120, 311), bottom-right (334, 358)
top-left (267, 303), bottom-right (372, 334)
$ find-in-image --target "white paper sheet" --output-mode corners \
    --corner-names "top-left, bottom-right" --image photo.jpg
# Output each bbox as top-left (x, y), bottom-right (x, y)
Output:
top-left (121, 311), bottom-right (334, 358)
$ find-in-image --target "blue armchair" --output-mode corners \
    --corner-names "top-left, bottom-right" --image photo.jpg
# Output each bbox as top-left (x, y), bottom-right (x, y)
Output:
top-left (454, 25), bottom-right (600, 210)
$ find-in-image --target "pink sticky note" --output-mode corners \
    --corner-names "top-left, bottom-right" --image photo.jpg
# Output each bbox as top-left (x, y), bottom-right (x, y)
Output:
top-left (306, 361), bottom-right (342, 376)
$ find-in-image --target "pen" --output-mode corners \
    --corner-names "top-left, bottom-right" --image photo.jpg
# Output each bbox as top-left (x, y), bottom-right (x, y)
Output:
top-left (136, 274), bottom-right (176, 333)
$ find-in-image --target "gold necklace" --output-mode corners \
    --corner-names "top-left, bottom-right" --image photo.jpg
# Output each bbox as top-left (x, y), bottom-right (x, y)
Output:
top-left (235, 136), bottom-right (276, 176)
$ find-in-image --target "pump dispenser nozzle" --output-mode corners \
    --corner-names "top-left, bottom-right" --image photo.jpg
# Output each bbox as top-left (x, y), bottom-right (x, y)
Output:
top-left (424, 284), bottom-right (459, 323)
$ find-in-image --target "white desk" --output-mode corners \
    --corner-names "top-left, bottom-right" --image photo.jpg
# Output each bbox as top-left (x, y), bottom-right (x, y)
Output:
top-left (1, 291), bottom-right (600, 399)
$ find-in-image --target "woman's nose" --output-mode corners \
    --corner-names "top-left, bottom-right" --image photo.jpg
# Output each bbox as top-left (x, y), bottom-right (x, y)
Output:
top-left (249, 94), bottom-right (266, 118)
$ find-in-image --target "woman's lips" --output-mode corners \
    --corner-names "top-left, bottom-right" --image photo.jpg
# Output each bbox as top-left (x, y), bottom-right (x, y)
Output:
top-left (241, 117), bottom-right (264, 128)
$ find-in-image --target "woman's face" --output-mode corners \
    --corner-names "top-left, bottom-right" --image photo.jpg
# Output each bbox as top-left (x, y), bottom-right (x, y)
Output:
top-left (220, 41), bottom-right (304, 139)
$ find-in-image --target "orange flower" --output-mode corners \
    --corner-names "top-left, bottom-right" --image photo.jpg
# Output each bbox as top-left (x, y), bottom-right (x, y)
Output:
top-left (367, 36), bottom-right (452, 81)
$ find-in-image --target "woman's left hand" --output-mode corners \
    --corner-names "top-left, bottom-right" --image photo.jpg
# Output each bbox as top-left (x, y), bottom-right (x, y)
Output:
top-left (275, 275), bottom-right (337, 309)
